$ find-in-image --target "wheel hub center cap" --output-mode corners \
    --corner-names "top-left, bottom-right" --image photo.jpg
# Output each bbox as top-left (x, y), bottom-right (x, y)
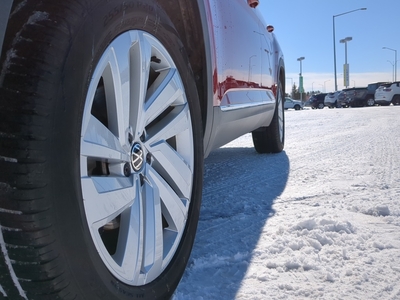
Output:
top-left (131, 143), bottom-right (144, 172)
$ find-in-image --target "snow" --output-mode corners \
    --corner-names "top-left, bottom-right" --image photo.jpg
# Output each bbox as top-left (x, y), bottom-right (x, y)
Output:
top-left (174, 106), bottom-right (400, 300)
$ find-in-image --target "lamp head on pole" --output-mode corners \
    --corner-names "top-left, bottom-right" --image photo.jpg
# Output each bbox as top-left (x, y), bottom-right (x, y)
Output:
top-left (382, 46), bottom-right (396, 52)
top-left (297, 57), bottom-right (305, 62)
top-left (340, 37), bottom-right (353, 43)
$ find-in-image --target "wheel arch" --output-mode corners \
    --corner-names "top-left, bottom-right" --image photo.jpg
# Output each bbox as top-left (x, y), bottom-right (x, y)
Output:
top-left (155, 0), bottom-right (209, 137)
top-left (278, 59), bottom-right (286, 97)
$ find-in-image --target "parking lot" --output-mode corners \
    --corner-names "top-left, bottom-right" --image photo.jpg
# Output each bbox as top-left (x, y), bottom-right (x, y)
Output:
top-left (175, 106), bottom-right (400, 299)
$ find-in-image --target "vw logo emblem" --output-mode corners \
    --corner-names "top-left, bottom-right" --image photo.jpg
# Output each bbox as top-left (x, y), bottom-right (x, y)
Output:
top-left (131, 143), bottom-right (144, 172)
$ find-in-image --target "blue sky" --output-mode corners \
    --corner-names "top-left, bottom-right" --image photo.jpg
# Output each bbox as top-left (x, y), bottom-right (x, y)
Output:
top-left (258, 0), bottom-right (400, 93)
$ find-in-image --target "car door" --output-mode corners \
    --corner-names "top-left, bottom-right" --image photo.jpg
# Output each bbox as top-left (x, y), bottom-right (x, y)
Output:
top-left (202, 0), bottom-right (278, 155)
top-left (208, 0), bottom-right (274, 107)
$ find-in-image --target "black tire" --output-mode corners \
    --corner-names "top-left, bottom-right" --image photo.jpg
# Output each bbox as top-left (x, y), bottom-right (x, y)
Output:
top-left (318, 103), bottom-right (325, 109)
top-left (252, 78), bottom-right (285, 153)
top-left (366, 97), bottom-right (375, 106)
top-left (392, 95), bottom-right (400, 105)
top-left (0, 1), bottom-right (203, 299)
top-left (294, 105), bottom-right (300, 110)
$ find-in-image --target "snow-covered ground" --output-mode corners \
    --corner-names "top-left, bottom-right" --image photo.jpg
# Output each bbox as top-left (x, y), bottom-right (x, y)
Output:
top-left (174, 106), bottom-right (400, 300)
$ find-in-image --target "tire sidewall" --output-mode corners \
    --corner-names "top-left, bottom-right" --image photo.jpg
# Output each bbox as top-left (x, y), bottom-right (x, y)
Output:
top-left (49, 1), bottom-right (202, 298)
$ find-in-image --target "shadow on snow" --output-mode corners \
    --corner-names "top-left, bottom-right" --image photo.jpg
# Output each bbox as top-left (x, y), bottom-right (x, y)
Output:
top-left (178, 146), bottom-right (290, 298)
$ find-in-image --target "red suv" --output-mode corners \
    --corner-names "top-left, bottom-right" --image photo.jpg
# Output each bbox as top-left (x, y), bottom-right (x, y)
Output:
top-left (0, 1), bottom-right (285, 298)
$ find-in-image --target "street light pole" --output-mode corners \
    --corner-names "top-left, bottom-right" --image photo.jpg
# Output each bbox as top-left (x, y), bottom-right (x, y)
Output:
top-left (387, 60), bottom-right (395, 82)
top-left (340, 37), bottom-right (352, 88)
top-left (333, 8), bottom-right (367, 91)
top-left (383, 47), bottom-right (397, 81)
top-left (324, 80), bottom-right (330, 93)
top-left (286, 77), bottom-right (293, 97)
top-left (297, 57), bottom-right (305, 101)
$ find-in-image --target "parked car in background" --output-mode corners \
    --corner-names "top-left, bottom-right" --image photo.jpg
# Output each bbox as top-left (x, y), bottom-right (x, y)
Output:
top-left (306, 93), bottom-right (328, 109)
top-left (337, 90), bottom-right (349, 107)
top-left (0, 1), bottom-right (285, 299)
top-left (366, 82), bottom-right (391, 106)
top-left (324, 91), bottom-right (341, 108)
top-left (375, 82), bottom-right (400, 105)
top-left (284, 97), bottom-right (303, 110)
top-left (345, 87), bottom-right (368, 107)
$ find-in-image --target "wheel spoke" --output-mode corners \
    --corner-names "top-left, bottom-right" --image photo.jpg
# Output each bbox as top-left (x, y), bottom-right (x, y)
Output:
top-left (143, 166), bottom-right (187, 280)
top-left (144, 68), bottom-right (184, 125)
top-left (81, 176), bottom-right (136, 227)
top-left (81, 115), bottom-right (129, 162)
top-left (146, 103), bottom-right (190, 143)
top-left (147, 166), bottom-right (187, 234)
top-left (145, 104), bottom-right (193, 198)
top-left (112, 176), bottom-right (143, 283)
top-left (128, 31), bottom-right (152, 139)
top-left (140, 173), bottom-right (164, 280)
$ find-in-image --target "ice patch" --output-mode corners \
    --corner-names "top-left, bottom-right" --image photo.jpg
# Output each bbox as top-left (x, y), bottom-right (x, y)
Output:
top-left (363, 205), bottom-right (391, 217)
top-left (266, 261), bottom-right (279, 269)
top-left (325, 272), bottom-right (335, 282)
top-left (372, 241), bottom-right (394, 250)
top-left (278, 283), bottom-right (294, 291)
top-left (190, 252), bottom-right (249, 270)
top-left (292, 219), bottom-right (317, 231)
top-left (285, 258), bottom-right (301, 270)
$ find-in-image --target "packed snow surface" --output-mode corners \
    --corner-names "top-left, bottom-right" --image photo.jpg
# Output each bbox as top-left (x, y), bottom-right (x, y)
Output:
top-left (174, 106), bottom-right (400, 300)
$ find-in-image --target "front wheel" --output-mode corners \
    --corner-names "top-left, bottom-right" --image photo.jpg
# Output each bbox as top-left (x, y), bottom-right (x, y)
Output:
top-left (252, 81), bottom-right (285, 153)
top-left (0, 1), bottom-right (203, 299)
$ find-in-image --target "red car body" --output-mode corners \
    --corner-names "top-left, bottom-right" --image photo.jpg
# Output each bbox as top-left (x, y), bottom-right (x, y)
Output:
top-left (0, 1), bottom-right (284, 299)
top-left (199, 0), bottom-right (285, 155)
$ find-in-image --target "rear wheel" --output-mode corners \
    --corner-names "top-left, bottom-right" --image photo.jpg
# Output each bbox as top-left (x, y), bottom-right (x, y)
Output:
top-left (392, 95), bottom-right (400, 105)
top-left (252, 80), bottom-right (285, 153)
top-left (366, 97), bottom-right (375, 106)
top-left (0, 1), bottom-right (203, 299)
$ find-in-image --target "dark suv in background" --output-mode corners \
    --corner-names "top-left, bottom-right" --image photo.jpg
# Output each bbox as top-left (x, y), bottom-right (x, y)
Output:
top-left (306, 93), bottom-right (327, 109)
top-left (343, 82), bottom-right (389, 107)
top-left (344, 87), bottom-right (368, 107)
